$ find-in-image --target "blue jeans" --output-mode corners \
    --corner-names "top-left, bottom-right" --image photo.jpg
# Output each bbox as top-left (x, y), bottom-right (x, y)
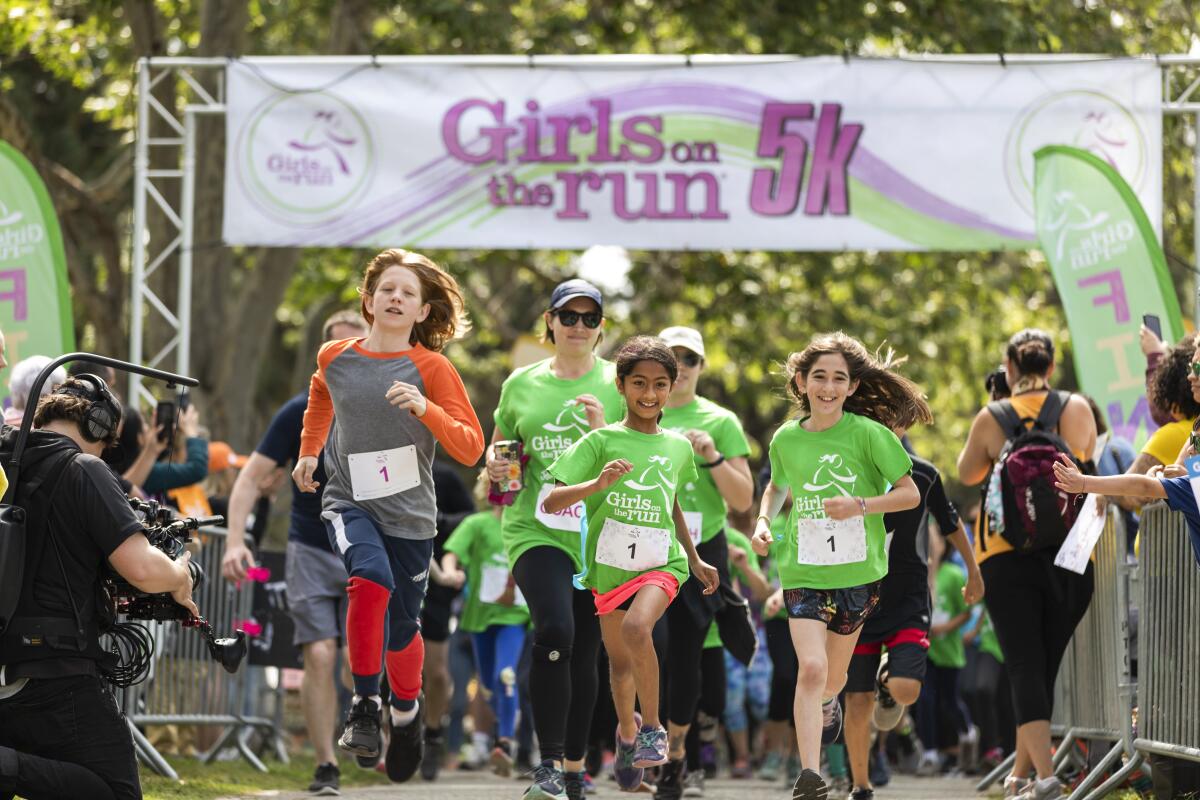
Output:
top-left (471, 624), bottom-right (527, 739)
top-left (723, 626), bottom-right (772, 733)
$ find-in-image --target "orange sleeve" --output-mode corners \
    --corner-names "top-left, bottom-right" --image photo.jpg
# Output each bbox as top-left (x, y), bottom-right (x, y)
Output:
top-left (299, 340), bottom-right (354, 459)
top-left (415, 352), bottom-right (485, 466)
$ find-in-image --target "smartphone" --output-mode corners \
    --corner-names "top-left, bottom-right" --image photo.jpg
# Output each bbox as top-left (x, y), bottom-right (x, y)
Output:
top-left (1143, 313), bottom-right (1163, 341)
top-left (155, 400), bottom-right (176, 442)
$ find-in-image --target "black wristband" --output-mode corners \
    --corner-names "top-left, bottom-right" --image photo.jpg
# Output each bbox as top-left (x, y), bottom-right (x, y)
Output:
top-left (701, 454), bottom-right (726, 469)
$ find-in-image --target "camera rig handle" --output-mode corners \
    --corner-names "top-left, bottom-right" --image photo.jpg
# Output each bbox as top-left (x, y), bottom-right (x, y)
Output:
top-left (184, 615), bottom-right (248, 674)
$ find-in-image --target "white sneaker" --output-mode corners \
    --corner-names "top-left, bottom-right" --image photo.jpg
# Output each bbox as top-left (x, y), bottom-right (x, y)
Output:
top-left (1016, 776), bottom-right (1065, 800)
top-left (682, 770), bottom-right (704, 797)
top-left (958, 724), bottom-right (980, 773)
top-left (915, 750), bottom-right (941, 777)
top-left (1003, 775), bottom-right (1033, 798)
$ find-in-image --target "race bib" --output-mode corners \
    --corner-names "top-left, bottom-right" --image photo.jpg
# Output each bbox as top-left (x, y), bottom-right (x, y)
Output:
top-left (535, 483), bottom-right (586, 532)
top-left (796, 515), bottom-right (868, 566)
top-left (479, 564), bottom-right (525, 606)
top-left (347, 445), bottom-right (420, 501)
top-left (595, 518), bottom-right (671, 572)
top-left (683, 511), bottom-right (704, 545)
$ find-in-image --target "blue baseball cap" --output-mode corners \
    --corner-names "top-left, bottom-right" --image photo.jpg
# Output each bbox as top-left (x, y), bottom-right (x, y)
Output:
top-left (549, 278), bottom-right (603, 311)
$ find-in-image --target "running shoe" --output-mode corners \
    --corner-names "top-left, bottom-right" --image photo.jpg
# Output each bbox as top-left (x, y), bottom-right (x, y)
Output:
top-left (828, 774), bottom-right (851, 796)
top-left (615, 728), bottom-right (646, 791)
top-left (730, 757), bottom-right (752, 779)
top-left (420, 728), bottom-right (444, 781)
top-left (849, 788), bottom-right (875, 800)
top-left (959, 724), bottom-right (980, 774)
top-left (1003, 775), bottom-right (1033, 798)
top-left (868, 746), bottom-right (890, 787)
top-left (791, 767), bottom-right (829, 800)
top-left (564, 769), bottom-right (587, 800)
top-left (338, 696), bottom-right (382, 759)
top-left (523, 759), bottom-right (567, 799)
top-left (821, 697), bottom-right (843, 745)
top-left (491, 741), bottom-right (515, 778)
top-left (699, 742), bottom-right (717, 779)
top-left (871, 654), bottom-right (905, 731)
top-left (654, 758), bottom-right (684, 800)
top-left (633, 726), bottom-right (669, 769)
top-left (756, 751), bottom-right (783, 782)
top-left (1016, 776), bottom-right (1066, 800)
top-left (915, 750), bottom-right (941, 777)
top-left (682, 769), bottom-right (705, 797)
top-left (307, 761), bottom-right (340, 796)
top-left (384, 706), bottom-right (424, 783)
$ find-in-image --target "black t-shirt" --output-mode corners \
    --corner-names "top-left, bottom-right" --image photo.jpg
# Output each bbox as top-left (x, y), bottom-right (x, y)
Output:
top-left (40, 443), bottom-right (145, 620)
top-left (255, 391), bottom-right (329, 550)
top-left (875, 456), bottom-right (960, 606)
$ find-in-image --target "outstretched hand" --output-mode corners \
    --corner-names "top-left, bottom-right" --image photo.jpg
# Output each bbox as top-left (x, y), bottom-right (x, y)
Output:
top-left (1051, 454), bottom-right (1087, 495)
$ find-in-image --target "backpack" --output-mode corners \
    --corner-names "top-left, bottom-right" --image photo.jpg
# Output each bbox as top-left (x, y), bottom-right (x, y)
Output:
top-left (984, 391), bottom-right (1082, 553)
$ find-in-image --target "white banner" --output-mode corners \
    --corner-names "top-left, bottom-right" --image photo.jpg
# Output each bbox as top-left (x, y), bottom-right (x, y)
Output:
top-left (223, 57), bottom-right (1161, 251)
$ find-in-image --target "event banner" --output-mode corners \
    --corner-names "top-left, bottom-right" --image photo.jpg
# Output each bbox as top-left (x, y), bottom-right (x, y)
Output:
top-left (0, 141), bottom-right (72, 406)
top-left (223, 57), bottom-right (1161, 251)
top-left (1034, 145), bottom-right (1182, 449)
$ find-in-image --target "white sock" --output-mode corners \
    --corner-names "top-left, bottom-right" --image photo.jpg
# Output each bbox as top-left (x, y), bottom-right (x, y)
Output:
top-left (352, 693), bottom-right (382, 710)
top-left (390, 701), bottom-right (419, 727)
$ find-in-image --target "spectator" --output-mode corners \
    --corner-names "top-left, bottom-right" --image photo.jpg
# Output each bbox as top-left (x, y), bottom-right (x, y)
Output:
top-left (6, 356), bottom-right (67, 426)
top-left (123, 403), bottom-right (208, 496)
top-left (1132, 333), bottom-right (1200, 475)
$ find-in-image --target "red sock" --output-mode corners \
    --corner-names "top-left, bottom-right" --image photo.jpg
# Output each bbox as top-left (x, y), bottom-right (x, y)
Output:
top-left (345, 576), bottom-right (390, 681)
top-left (385, 633), bottom-right (425, 704)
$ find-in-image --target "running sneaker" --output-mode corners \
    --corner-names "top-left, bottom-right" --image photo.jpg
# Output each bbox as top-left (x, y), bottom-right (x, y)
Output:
top-left (730, 757), bottom-right (752, 779)
top-left (828, 774), bottom-right (850, 796)
top-left (633, 726), bottom-right (669, 769)
top-left (523, 759), bottom-right (567, 799)
top-left (699, 742), bottom-right (717, 779)
top-left (682, 769), bottom-right (705, 797)
top-left (384, 707), bottom-right (424, 783)
top-left (582, 771), bottom-right (597, 794)
top-left (868, 746), bottom-right (890, 787)
top-left (791, 767), bottom-right (829, 800)
top-left (915, 750), bottom-right (941, 777)
top-left (756, 751), bottom-right (783, 782)
top-left (982, 746), bottom-right (1005, 771)
top-left (1003, 775), bottom-right (1033, 798)
top-left (821, 697), bottom-right (843, 745)
top-left (338, 697), bottom-right (382, 759)
top-left (564, 769), bottom-right (587, 800)
top-left (871, 654), bottom-right (905, 731)
top-left (491, 741), bottom-right (515, 778)
top-left (654, 758), bottom-right (684, 800)
top-left (420, 728), bottom-right (444, 781)
top-left (959, 724), bottom-right (980, 774)
top-left (307, 761), bottom-right (340, 796)
top-left (1016, 776), bottom-right (1066, 799)
top-left (849, 788), bottom-right (875, 800)
top-left (615, 729), bottom-right (646, 791)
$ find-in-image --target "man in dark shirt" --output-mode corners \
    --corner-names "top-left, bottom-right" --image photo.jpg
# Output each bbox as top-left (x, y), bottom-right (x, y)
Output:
top-left (0, 375), bottom-right (197, 800)
top-left (221, 311), bottom-right (366, 796)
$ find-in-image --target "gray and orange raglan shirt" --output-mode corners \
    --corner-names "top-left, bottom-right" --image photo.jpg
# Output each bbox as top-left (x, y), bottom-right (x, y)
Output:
top-left (299, 338), bottom-right (485, 537)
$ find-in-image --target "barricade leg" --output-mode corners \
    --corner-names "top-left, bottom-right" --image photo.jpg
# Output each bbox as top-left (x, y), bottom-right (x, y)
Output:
top-left (1053, 729), bottom-right (1080, 777)
top-left (1078, 751), bottom-right (1144, 800)
top-left (128, 719), bottom-right (179, 781)
top-left (977, 750), bottom-right (1017, 792)
top-left (1066, 739), bottom-right (1124, 799)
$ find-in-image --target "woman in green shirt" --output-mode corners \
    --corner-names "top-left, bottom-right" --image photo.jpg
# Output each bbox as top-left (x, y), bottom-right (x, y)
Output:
top-left (484, 279), bottom-right (623, 800)
top-left (751, 332), bottom-right (931, 800)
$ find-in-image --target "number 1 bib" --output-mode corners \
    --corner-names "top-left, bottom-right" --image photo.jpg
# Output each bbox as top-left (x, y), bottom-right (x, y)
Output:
top-left (347, 445), bottom-right (420, 501)
top-left (796, 515), bottom-right (867, 566)
top-left (595, 518), bottom-right (671, 572)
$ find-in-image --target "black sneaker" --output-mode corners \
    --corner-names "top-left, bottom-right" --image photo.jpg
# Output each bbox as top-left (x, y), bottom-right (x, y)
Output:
top-left (338, 697), bottom-right (382, 759)
top-left (420, 727), bottom-right (444, 781)
top-left (522, 758), bottom-right (567, 799)
top-left (385, 706), bottom-right (424, 783)
top-left (564, 769), bottom-right (587, 800)
top-left (307, 761), bottom-right (340, 796)
top-left (792, 768), bottom-right (829, 800)
top-left (655, 758), bottom-right (684, 800)
top-left (821, 697), bottom-right (843, 745)
top-left (850, 788), bottom-right (875, 800)
top-left (868, 746), bottom-right (891, 788)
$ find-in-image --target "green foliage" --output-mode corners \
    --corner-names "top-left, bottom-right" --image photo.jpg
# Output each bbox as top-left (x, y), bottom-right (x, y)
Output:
top-left (4, 0), bottom-right (1200, 498)
top-left (140, 753), bottom-right (389, 799)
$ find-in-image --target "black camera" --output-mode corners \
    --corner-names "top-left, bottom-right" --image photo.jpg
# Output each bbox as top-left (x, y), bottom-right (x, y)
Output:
top-left (985, 365), bottom-right (1009, 400)
top-left (102, 499), bottom-right (247, 682)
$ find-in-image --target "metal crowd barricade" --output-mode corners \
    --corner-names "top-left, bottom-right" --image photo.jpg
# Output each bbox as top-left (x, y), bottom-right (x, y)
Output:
top-left (978, 508), bottom-right (1140, 797)
top-left (1133, 504), bottom-right (1200, 768)
top-left (116, 526), bottom-right (282, 780)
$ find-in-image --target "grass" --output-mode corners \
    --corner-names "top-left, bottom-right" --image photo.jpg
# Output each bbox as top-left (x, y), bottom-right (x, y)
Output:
top-left (140, 753), bottom-right (392, 800)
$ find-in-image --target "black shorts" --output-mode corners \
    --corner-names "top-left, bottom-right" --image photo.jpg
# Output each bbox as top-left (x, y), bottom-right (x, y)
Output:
top-left (783, 581), bottom-right (882, 636)
top-left (845, 631), bottom-right (931, 693)
top-left (421, 582), bottom-right (456, 643)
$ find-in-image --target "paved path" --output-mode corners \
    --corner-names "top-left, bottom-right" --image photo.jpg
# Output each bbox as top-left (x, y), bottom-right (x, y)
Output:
top-left (265, 771), bottom-right (989, 799)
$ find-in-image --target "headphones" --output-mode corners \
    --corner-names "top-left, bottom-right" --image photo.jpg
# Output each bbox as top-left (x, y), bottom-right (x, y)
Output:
top-left (57, 374), bottom-right (122, 444)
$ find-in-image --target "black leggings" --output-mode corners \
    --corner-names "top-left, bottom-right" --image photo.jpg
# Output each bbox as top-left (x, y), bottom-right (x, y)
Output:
top-left (961, 646), bottom-right (1013, 754)
top-left (915, 664), bottom-right (970, 749)
top-left (512, 545), bottom-right (602, 763)
top-left (683, 647), bottom-right (727, 771)
top-left (665, 533), bottom-right (731, 727)
top-left (981, 551), bottom-right (1094, 725)
top-left (765, 617), bottom-right (798, 723)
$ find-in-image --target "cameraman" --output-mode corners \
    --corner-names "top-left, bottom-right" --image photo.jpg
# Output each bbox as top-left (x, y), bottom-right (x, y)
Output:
top-left (0, 376), bottom-right (197, 800)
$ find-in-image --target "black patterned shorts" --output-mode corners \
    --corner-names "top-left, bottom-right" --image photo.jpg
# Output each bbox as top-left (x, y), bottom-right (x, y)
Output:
top-left (783, 581), bottom-right (883, 636)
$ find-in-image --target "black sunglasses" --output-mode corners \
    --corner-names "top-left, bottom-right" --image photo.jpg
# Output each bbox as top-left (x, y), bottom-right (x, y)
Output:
top-left (672, 349), bottom-right (702, 368)
top-left (553, 309), bottom-right (603, 329)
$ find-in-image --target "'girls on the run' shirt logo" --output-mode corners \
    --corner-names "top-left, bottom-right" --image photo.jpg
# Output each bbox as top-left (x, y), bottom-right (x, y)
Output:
top-left (237, 93), bottom-right (375, 225)
top-left (796, 453), bottom-right (859, 518)
top-left (606, 456), bottom-right (675, 527)
top-left (532, 400), bottom-right (593, 478)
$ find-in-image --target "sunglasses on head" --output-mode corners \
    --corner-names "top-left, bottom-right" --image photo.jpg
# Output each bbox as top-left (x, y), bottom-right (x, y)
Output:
top-left (673, 349), bottom-right (702, 368)
top-left (552, 309), bottom-right (602, 329)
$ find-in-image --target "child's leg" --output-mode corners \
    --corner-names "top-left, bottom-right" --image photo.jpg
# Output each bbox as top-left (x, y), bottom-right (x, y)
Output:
top-left (325, 509), bottom-right (395, 699)
top-left (623, 585), bottom-right (672, 729)
top-left (381, 536), bottom-right (435, 715)
top-left (494, 624), bottom-right (527, 740)
top-left (824, 627), bottom-right (865, 700)
top-left (788, 617), bottom-right (829, 770)
top-left (471, 628), bottom-right (499, 714)
top-left (599, 610), bottom-right (639, 743)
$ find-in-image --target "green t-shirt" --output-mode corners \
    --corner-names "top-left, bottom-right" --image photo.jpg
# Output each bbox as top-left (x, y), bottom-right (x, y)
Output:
top-left (548, 424), bottom-right (699, 595)
top-left (494, 357), bottom-right (625, 571)
top-left (702, 527), bottom-right (762, 649)
top-left (661, 397), bottom-right (752, 544)
top-left (928, 561), bottom-right (968, 669)
top-left (768, 412), bottom-right (912, 591)
top-left (443, 511), bottom-right (532, 633)
top-left (977, 609), bottom-right (1004, 663)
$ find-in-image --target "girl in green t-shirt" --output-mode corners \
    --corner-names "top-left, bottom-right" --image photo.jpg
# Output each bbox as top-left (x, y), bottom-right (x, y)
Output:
top-left (543, 336), bottom-right (719, 788)
top-left (750, 332), bottom-right (932, 800)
